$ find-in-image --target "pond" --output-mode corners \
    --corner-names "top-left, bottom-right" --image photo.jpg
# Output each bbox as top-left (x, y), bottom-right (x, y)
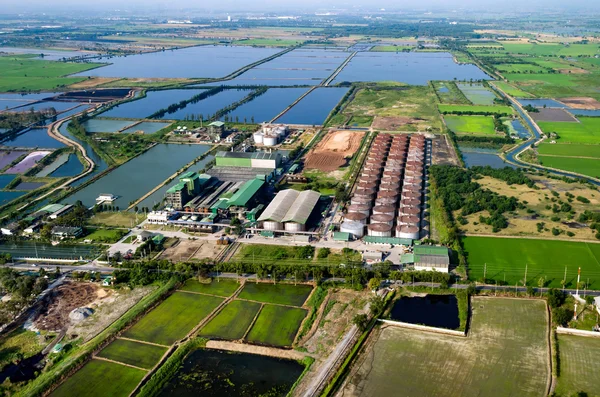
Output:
top-left (460, 147), bottom-right (517, 169)
top-left (11, 101), bottom-right (82, 114)
top-left (58, 122), bottom-right (108, 187)
top-left (331, 52), bottom-right (490, 85)
top-left (567, 108), bottom-right (600, 117)
top-left (49, 153), bottom-right (84, 178)
top-left (73, 46), bottom-right (280, 79)
top-left (81, 119), bottom-right (137, 133)
top-left (456, 83), bottom-right (497, 105)
top-left (36, 153), bottom-right (70, 177)
top-left (510, 119), bottom-right (530, 139)
top-left (158, 349), bottom-right (304, 397)
top-left (219, 88), bottom-right (309, 123)
top-left (0, 150), bottom-right (28, 169)
top-left (1, 128), bottom-right (65, 149)
top-left (0, 191), bottom-right (26, 206)
top-left (0, 92), bottom-right (62, 101)
top-left (0, 174), bottom-right (15, 189)
top-left (121, 121), bottom-right (172, 134)
top-left (517, 99), bottom-right (567, 108)
top-left (275, 87), bottom-right (349, 125)
top-left (389, 295), bottom-right (460, 329)
top-left (158, 89), bottom-right (251, 121)
top-left (99, 89), bottom-right (206, 119)
top-left (13, 181), bottom-right (45, 191)
top-left (0, 241), bottom-right (101, 260)
top-left (0, 46), bottom-right (92, 61)
top-left (63, 143), bottom-right (210, 208)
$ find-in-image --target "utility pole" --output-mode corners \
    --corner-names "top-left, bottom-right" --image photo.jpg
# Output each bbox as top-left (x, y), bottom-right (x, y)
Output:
top-left (484, 263), bottom-right (487, 281)
top-left (576, 267), bottom-right (581, 296)
top-left (563, 266), bottom-right (567, 292)
top-left (524, 263), bottom-right (528, 287)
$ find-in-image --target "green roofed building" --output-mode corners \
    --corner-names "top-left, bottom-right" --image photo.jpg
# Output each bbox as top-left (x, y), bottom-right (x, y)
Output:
top-left (333, 232), bottom-right (351, 242)
top-left (215, 151), bottom-right (281, 169)
top-left (363, 236), bottom-right (412, 246)
top-left (412, 245), bottom-right (450, 273)
top-left (227, 178), bottom-right (265, 208)
top-left (165, 172), bottom-right (211, 209)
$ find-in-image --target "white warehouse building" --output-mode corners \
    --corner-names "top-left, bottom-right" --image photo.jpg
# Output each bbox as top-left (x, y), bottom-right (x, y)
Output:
top-left (258, 189), bottom-right (321, 232)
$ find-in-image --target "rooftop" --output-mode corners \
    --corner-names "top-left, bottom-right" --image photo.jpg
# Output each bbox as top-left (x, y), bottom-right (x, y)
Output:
top-left (227, 178), bottom-right (265, 207)
top-left (166, 181), bottom-right (186, 194)
top-left (215, 151), bottom-right (279, 161)
top-left (363, 236), bottom-right (413, 246)
top-left (258, 189), bottom-right (320, 225)
top-left (209, 121), bottom-right (225, 127)
top-left (413, 245), bottom-right (449, 256)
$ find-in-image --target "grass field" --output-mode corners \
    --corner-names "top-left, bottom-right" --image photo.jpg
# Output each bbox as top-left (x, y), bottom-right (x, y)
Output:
top-left (555, 335), bottom-right (600, 396)
top-left (341, 298), bottom-right (549, 397)
top-left (463, 236), bottom-right (600, 289)
top-left (500, 42), bottom-right (600, 57)
top-left (96, 339), bottom-right (167, 369)
top-left (433, 81), bottom-right (470, 105)
top-left (496, 63), bottom-right (548, 74)
top-left (82, 228), bottom-right (126, 243)
top-left (0, 328), bottom-right (44, 368)
top-left (238, 283), bottom-right (312, 307)
top-left (123, 292), bottom-right (223, 345)
top-left (179, 279), bottom-right (240, 297)
top-left (491, 81), bottom-right (534, 98)
top-left (504, 73), bottom-right (600, 99)
top-left (88, 211), bottom-right (146, 227)
top-left (198, 300), bottom-right (262, 340)
top-left (50, 359), bottom-right (146, 397)
top-left (444, 115), bottom-right (496, 135)
top-left (246, 305), bottom-right (307, 347)
top-left (438, 104), bottom-right (513, 115)
top-left (370, 45), bottom-right (413, 52)
top-left (537, 143), bottom-right (600, 158)
top-left (537, 117), bottom-right (600, 144)
top-left (538, 155), bottom-right (600, 179)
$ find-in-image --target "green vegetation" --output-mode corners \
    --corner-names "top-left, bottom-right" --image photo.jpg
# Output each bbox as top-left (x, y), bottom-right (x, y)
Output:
top-left (198, 300), bottom-right (261, 340)
top-left (246, 305), bottom-right (307, 347)
top-left (179, 279), bottom-right (239, 297)
top-left (432, 81), bottom-right (470, 105)
top-left (491, 81), bottom-right (534, 98)
top-left (455, 83), bottom-right (497, 105)
top-left (444, 115), bottom-right (496, 136)
top-left (538, 117), bottom-right (600, 144)
top-left (88, 211), bottom-right (145, 228)
top-left (234, 244), bottom-right (316, 266)
top-left (537, 143), bottom-right (600, 159)
top-left (500, 41), bottom-right (600, 57)
top-left (370, 45), bottom-right (413, 52)
top-left (50, 359), bottom-right (146, 397)
top-left (0, 328), bottom-right (45, 369)
top-left (538, 156), bottom-right (600, 179)
top-left (237, 283), bottom-right (312, 307)
top-left (233, 38), bottom-right (304, 46)
top-left (123, 291), bottom-right (223, 345)
top-left (297, 286), bottom-right (327, 339)
top-left (555, 335), bottom-right (600, 396)
top-left (96, 339), bottom-right (167, 370)
top-left (438, 104), bottom-right (513, 115)
top-left (81, 228), bottom-right (127, 243)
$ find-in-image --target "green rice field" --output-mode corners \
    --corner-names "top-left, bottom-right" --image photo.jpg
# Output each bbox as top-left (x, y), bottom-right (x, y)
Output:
top-left (455, 83), bottom-right (498, 105)
top-left (555, 335), bottom-right (600, 396)
top-left (245, 305), bottom-right (307, 347)
top-left (537, 117), bottom-right (600, 144)
top-left (438, 104), bottom-right (513, 115)
top-left (96, 339), bottom-right (167, 370)
top-left (496, 63), bottom-right (548, 74)
top-left (500, 42), bottom-right (600, 57)
top-left (199, 300), bottom-right (262, 340)
top-left (491, 81), bottom-right (534, 98)
top-left (238, 283), bottom-right (312, 307)
top-left (341, 298), bottom-right (549, 397)
top-left (444, 115), bottom-right (496, 135)
top-left (463, 236), bottom-right (600, 288)
top-left (179, 279), bottom-right (240, 297)
top-left (538, 156), bottom-right (600, 179)
top-left (123, 292), bottom-right (223, 345)
top-left (50, 359), bottom-right (146, 397)
top-left (536, 143), bottom-right (600, 159)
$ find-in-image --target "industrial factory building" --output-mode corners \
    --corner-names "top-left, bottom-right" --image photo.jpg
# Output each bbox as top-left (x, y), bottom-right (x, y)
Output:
top-left (253, 123), bottom-right (289, 147)
top-left (212, 151), bottom-right (282, 182)
top-left (165, 172), bottom-right (212, 209)
top-left (258, 189), bottom-right (321, 232)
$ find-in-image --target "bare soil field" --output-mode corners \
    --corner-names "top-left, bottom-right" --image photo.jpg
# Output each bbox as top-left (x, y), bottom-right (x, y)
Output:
top-left (69, 78), bottom-right (121, 89)
top-left (431, 134), bottom-right (460, 166)
top-left (529, 108), bottom-right (578, 122)
top-left (558, 97), bottom-right (600, 109)
top-left (305, 129), bottom-right (365, 172)
top-left (371, 116), bottom-right (422, 131)
top-left (159, 238), bottom-right (225, 261)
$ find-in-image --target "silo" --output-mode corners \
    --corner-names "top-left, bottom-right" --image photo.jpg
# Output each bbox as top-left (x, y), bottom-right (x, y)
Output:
top-left (340, 221), bottom-right (365, 238)
top-left (350, 196), bottom-right (373, 206)
top-left (398, 215), bottom-right (420, 227)
top-left (379, 183), bottom-right (401, 193)
top-left (347, 204), bottom-right (371, 216)
top-left (358, 181), bottom-right (378, 191)
top-left (401, 191), bottom-right (421, 200)
top-left (370, 213), bottom-right (394, 226)
top-left (381, 176), bottom-right (401, 185)
top-left (375, 197), bottom-right (397, 206)
top-left (400, 198), bottom-right (421, 208)
top-left (285, 222), bottom-right (305, 232)
top-left (372, 205), bottom-right (396, 216)
top-left (377, 190), bottom-right (399, 201)
top-left (383, 170), bottom-right (401, 178)
top-left (399, 206), bottom-right (421, 217)
top-left (262, 220), bottom-right (283, 231)
top-left (345, 212), bottom-right (369, 225)
top-left (396, 225), bottom-right (420, 239)
top-left (263, 135), bottom-right (278, 146)
top-left (367, 223), bottom-right (393, 237)
top-left (404, 169), bottom-right (423, 178)
top-left (253, 132), bottom-right (264, 144)
top-left (354, 187), bottom-right (376, 199)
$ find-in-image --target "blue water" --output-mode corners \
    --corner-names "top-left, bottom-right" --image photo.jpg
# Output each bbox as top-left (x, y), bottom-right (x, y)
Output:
top-left (11, 101), bottom-right (82, 113)
top-left (0, 46), bottom-right (91, 61)
top-left (438, 87), bottom-right (449, 93)
top-left (49, 154), bottom-right (84, 178)
top-left (73, 46), bottom-right (280, 79)
top-left (517, 99), bottom-right (567, 108)
top-left (332, 52), bottom-right (490, 85)
top-left (121, 122), bottom-right (172, 134)
top-left (511, 119), bottom-right (530, 139)
top-left (1, 128), bottom-right (65, 149)
top-left (0, 92), bottom-right (62, 101)
top-left (158, 89), bottom-right (251, 120)
top-left (567, 109), bottom-right (600, 116)
top-left (0, 100), bottom-right (36, 111)
top-left (0, 175), bottom-right (15, 189)
top-left (0, 191), bottom-right (26, 206)
top-left (100, 89), bottom-right (206, 119)
top-left (219, 88), bottom-right (308, 123)
top-left (275, 87), bottom-right (349, 125)
top-left (58, 123), bottom-right (108, 187)
top-left (460, 148), bottom-right (517, 169)
top-left (82, 119), bottom-right (136, 133)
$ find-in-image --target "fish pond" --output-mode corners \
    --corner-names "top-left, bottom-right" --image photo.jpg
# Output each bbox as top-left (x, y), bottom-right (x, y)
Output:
top-left (49, 153), bottom-right (84, 178)
top-left (99, 89), bottom-right (205, 119)
top-left (0, 46), bottom-right (90, 61)
top-left (460, 147), bottom-right (517, 169)
top-left (1, 128), bottom-right (64, 149)
top-left (81, 119), bottom-right (137, 133)
top-left (120, 121), bottom-right (171, 134)
top-left (275, 87), bottom-right (348, 125)
top-left (517, 98), bottom-right (567, 108)
top-left (158, 349), bottom-right (304, 397)
top-left (11, 101), bottom-right (82, 114)
top-left (58, 123), bottom-right (108, 187)
top-left (158, 89), bottom-right (251, 121)
top-left (389, 294), bottom-right (460, 330)
top-left (456, 83), bottom-right (497, 105)
top-left (0, 151), bottom-right (28, 170)
top-left (0, 191), bottom-right (26, 206)
top-left (219, 88), bottom-right (308, 123)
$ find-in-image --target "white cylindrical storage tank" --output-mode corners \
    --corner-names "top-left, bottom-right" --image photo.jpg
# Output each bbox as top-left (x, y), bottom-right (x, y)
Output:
top-left (351, 196), bottom-right (372, 206)
top-left (285, 222), bottom-right (305, 232)
top-left (354, 188), bottom-right (376, 199)
top-left (370, 213), bottom-right (394, 226)
top-left (263, 135), bottom-right (278, 146)
top-left (400, 199), bottom-right (421, 208)
top-left (367, 223), bottom-right (393, 237)
top-left (399, 206), bottom-right (421, 217)
top-left (375, 197), bottom-right (397, 206)
top-left (372, 205), bottom-right (396, 217)
top-left (345, 212), bottom-right (368, 225)
top-left (401, 191), bottom-right (421, 200)
top-left (398, 215), bottom-right (420, 226)
top-left (377, 190), bottom-right (399, 201)
top-left (253, 132), bottom-right (263, 144)
top-left (262, 220), bottom-right (283, 231)
top-left (347, 204), bottom-right (371, 216)
top-left (379, 183), bottom-right (401, 193)
top-left (396, 225), bottom-right (420, 240)
top-left (340, 220), bottom-right (365, 238)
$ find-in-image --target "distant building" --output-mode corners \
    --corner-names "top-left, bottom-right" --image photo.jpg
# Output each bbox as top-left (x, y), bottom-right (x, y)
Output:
top-left (96, 193), bottom-right (116, 205)
top-left (23, 223), bottom-right (42, 235)
top-left (1, 222), bottom-right (20, 236)
top-left (165, 172), bottom-right (211, 209)
top-left (215, 151), bottom-right (281, 169)
top-left (51, 226), bottom-right (83, 239)
top-left (136, 230), bottom-right (153, 242)
top-left (208, 121), bottom-right (225, 140)
top-left (413, 245), bottom-right (450, 273)
top-left (258, 189), bottom-right (321, 232)
top-left (49, 204), bottom-right (74, 220)
top-left (147, 211), bottom-right (170, 225)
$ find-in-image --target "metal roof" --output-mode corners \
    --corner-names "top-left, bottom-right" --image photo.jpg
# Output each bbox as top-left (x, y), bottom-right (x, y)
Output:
top-left (40, 204), bottom-right (64, 213)
top-left (413, 245), bottom-right (449, 256)
top-left (166, 182), bottom-right (186, 193)
top-left (258, 189), bottom-right (298, 223)
top-left (363, 236), bottom-right (413, 246)
top-left (400, 253), bottom-right (415, 264)
top-left (209, 121), bottom-right (225, 127)
top-left (414, 254), bottom-right (450, 267)
top-left (333, 232), bottom-right (351, 241)
top-left (227, 178), bottom-right (265, 207)
top-left (258, 189), bottom-right (321, 225)
top-left (252, 152), bottom-right (279, 160)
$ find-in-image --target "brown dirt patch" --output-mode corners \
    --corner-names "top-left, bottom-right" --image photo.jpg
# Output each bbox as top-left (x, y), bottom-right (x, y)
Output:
top-left (69, 78), bottom-right (120, 89)
top-left (557, 68), bottom-right (589, 75)
top-left (372, 116), bottom-right (421, 131)
top-left (305, 129), bottom-right (365, 172)
top-left (529, 108), bottom-right (578, 122)
top-left (159, 238), bottom-right (225, 261)
top-left (558, 97), bottom-right (600, 110)
top-left (431, 134), bottom-right (460, 166)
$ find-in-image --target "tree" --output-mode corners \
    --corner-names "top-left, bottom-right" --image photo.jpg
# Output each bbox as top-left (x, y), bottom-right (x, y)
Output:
top-left (368, 278), bottom-right (381, 291)
top-left (526, 285), bottom-right (534, 296)
top-left (585, 295), bottom-right (594, 305)
top-left (547, 289), bottom-right (565, 308)
top-left (552, 307), bottom-right (573, 326)
top-left (352, 313), bottom-right (369, 331)
top-left (317, 248), bottom-right (330, 259)
top-left (369, 295), bottom-right (385, 316)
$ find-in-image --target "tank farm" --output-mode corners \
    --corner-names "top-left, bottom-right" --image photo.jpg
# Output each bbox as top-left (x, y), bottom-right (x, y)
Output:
top-left (341, 133), bottom-right (426, 239)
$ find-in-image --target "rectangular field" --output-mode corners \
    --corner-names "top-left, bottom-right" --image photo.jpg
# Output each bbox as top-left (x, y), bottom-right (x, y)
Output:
top-left (463, 236), bottom-right (600, 289)
top-left (444, 115), bottom-right (496, 136)
top-left (456, 83), bottom-right (497, 105)
top-left (238, 283), bottom-right (312, 307)
top-left (304, 129), bottom-right (365, 172)
top-left (96, 339), bottom-right (167, 370)
top-left (245, 305), bottom-right (307, 347)
top-left (538, 155), bottom-right (600, 179)
top-left (340, 298), bottom-right (549, 397)
top-left (438, 104), bottom-right (513, 115)
top-left (50, 359), bottom-right (146, 397)
top-left (122, 291), bottom-right (223, 345)
top-left (537, 117), bottom-right (600, 144)
top-left (198, 300), bottom-right (262, 340)
top-left (491, 81), bottom-right (534, 98)
top-left (555, 335), bottom-right (600, 396)
top-left (536, 143), bottom-right (600, 159)
top-left (179, 279), bottom-right (240, 297)
top-left (529, 108), bottom-right (578, 122)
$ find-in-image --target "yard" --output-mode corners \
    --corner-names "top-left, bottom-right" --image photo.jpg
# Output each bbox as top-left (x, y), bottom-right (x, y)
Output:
top-left (555, 334), bottom-right (600, 396)
top-left (444, 115), bottom-right (496, 136)
top-left (88, 211), bottom-right (145, 228)
top-left (81, 228), bottom-right (127, 244)
top-left (237, 282), bottom-right (313, 307)
top-left (96, 338), bottom-right (167, 369)
top-left (245, 305), bottom-right (307, 347)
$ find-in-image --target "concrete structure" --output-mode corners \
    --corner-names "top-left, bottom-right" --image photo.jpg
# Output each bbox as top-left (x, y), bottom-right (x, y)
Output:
top-left (165, 172), bottom-right (211, 209)
top-left (412, 245), bottom-right (450, 272)
top-left (215, 151), bottom-right (281, 169)
top-left (51, 226), bottom-right (83, 239)
top-left (208, 121), bottom-right (225, 139)
top-left (258, 189), bottom-right (321, 232)
top-left (147, 211), bottom-right (170, 225)
top-left (340, 220), bottom-right (365, 238)
top-left (1, 222), bottom-right (19, 236)
top-left (367, 223), bottom-right (393, 237)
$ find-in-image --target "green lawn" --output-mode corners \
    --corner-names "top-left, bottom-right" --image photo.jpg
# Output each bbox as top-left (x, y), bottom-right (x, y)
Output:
top-left (179, 279), bottom-right (240, 297)
top-left (123, 292), bottom-right (223, 345)
top-left (82, 228), bottom-right (126, 244)
top-left (555, 335), bottom-right (600, 396)
top-left (0, 328), bottom-right (44, 368)
top-left (96, 339), bottom-right (167, 369)
top-left (537, 143), bottom-right (600, 158)
top-left (50, 359), bottom-right (146, 397)
top-left (371, 45), bottom-right (413, 52)
top-left (537, 117), bottom-right (600, 144)
top-left (463, 236), bottom-right (600, 289)
top-left (444, 115), bottom-right (496, 136)
top-left (238, 283), bottom-right (313, 307)
top-left (246, 305), bottom-right (307, 347)
top-left (491, 81), bottom-right (534, 98)
top-left (538, 155), bottom-right (600, 179)
top-left (438, 104), bottom-right (513, 115)
top-left (341, 298), bottom-right (549, 397)
top-left (199, 300), bottom-right (262, 340)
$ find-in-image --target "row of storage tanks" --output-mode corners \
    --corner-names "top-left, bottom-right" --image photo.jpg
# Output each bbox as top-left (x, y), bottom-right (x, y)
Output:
top-left (253, 124), bottom-right (289, 147)
top-left (340, 133), bottom-right (425, 239)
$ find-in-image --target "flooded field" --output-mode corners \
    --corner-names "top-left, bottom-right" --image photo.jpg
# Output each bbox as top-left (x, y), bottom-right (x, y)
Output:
top-left (460, 147), bottom-right (517, 169)
top-left (49, 154), bottom-right (84, 178)
top-left (100, 89), bottom-right (205, 119)
top-left (11, 101), bottom-right (82, 114)
top-left (74, 46), bottom-right (280, 79)
top-left (0, 191), bottom-right (26, 206)
top-left (36, 153), bottom-right (70, 177)
top-left (275, 87), bottom-right (349, 125)
top-left (0, 150), bottom-right (28, 169)
top-left (0, 46), bottom-right (91, 61)
top-left (63, 143), bottom-right (210, 208)
top-left (1, 128), bottom-right (64, 149)
top-left (456, 83), bottom-right (497, 105)
top-left (6, 151), bottom-right (50, 173)
top-left (158, 89), bottom-right (251, 120)
top-left (332, 52), bottom-right (490, 85)
top-left (219, 88), bottom-right (308, 123)
top-left (158, 349), bottom-right (304, 397)
top-left (517, 98), bottom-right (567, 108)
top-left (389, 295), bottom-right (460, 329)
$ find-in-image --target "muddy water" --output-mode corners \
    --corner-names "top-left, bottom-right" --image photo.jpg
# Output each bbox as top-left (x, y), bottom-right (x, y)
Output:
top-left (389, 295), bottom-right (460, 329)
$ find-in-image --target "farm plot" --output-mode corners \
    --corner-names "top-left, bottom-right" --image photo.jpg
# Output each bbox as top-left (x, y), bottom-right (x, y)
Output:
top-left (122, 291), bottom-right (223, 346)
top-left (304, 129), bottom-right (365, 172)
top-left (537, 143), bottom-right (600, 159)
top-left (558, 96), bottom-right (600, 109)
top-left (528, 108), bottom-right (578, 122)
top-left (456, 83), bottom-right (497, 105)
top-left (463, 236), bottom-right (600, 289)
top-left (179, 279), bottom-right (240, 297)
top-left (538, 156), bottom-right (600, 179)
top-left (444, 115), bottom-right (496, 136)
top-left (555, 335), bottom-right (600, 396)
top-left (245, 305), bottom-right (308, 347)
top-left (97, 339), bottom-right (167, 370)
top-left (50, 359), bottom-right (146, 397)
top-left (237, 282), bottom-right (313, 306)
top-left (198, 300), bottom-right (262, 340)
top-left (438, 104), bottom-right (513, 115)
top-left (491, 81), bottom-right (534, 98)
top-left (340, 298), bottom-right (549, 397)
top-left (537, 117), bottom-right (600, 144)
